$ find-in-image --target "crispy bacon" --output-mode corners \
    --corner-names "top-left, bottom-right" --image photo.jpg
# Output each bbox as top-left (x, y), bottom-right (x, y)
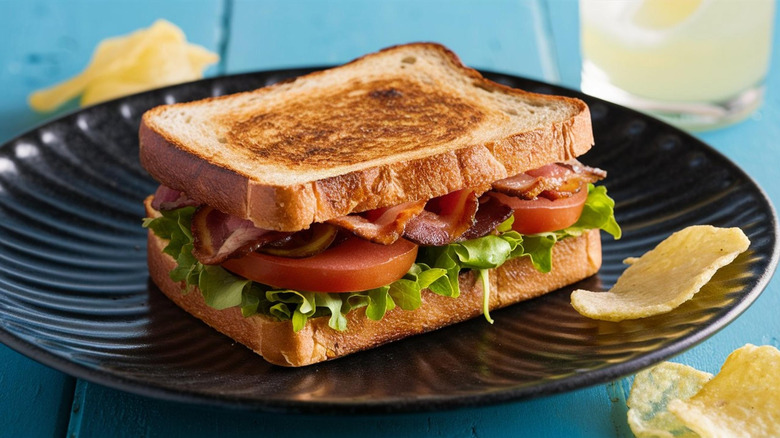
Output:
top-left (191, 205), bottom-right (289, 265)
top-left (490, 172), bottom-right (545, 199)
top-left (152, 185), bottom-right (199, 210)
top-left (155, 160), bottom-right (604, 263)
top-left (459, 193), bottom-right (515, 241)
top-left (492, 160), bottom-right (606, 200)
top-left (328, 188), bottom-right (513, 246)
top-left (403, 189), bottom-right (479, 246)
top-left (327, 200), bottom-right (426, 245)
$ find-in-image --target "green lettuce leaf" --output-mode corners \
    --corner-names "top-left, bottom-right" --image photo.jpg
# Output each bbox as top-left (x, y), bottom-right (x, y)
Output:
top-left (566, 184), bottom-right (622, 239)
top-left (365, 286), bottom-right (391, 320)
top-left (143, 184), bottom-right (620, 332)
top-left (199, 264), bottom-right (248, 310)
top-left (417, 183), bottom-right (621, 296)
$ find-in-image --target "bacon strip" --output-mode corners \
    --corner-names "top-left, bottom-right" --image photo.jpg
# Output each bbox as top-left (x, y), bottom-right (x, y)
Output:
top-left (403, 189), bottom-right (479, 246)
top-left (490, 172), bottom-right (544, 199)
top-left (458, 193), bottom-right (515, 241)
top-left (152, 185), bottom-right (199, 210)
top-left (327, 200), bottom-right (426, 245)
top-left (492, 160), bottom-right (606, 200)
top-left (191, 205), bottom-right (288, 265)
top-left (158, 160), bottom-right (605, 263)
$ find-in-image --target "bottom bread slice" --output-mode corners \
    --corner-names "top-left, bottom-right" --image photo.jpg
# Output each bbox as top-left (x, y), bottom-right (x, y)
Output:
top-left (147, 228), bottom-right (601, 367)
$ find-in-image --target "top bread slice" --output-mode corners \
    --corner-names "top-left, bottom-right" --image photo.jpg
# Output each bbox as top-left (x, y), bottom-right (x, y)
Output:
top-left (140, 42), bottom-right (594, 232)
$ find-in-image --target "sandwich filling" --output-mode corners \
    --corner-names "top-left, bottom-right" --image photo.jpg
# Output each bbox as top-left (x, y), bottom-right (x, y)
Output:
top-left (144, 160), bottom-right (620, 331)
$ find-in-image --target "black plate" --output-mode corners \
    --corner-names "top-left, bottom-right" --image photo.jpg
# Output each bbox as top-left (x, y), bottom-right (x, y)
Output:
top-left (0, 69), bottom-right (777, 414)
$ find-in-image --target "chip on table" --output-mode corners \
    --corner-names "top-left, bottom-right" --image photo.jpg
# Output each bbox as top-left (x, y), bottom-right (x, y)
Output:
top-left (29, 19), bottom-right (218, 112)
top-left (627, 344), bottom-right (780, 438)
top-left (627, 362), bottom-right (713, 438)
top-left (668, 344), bottom-right (780, 437)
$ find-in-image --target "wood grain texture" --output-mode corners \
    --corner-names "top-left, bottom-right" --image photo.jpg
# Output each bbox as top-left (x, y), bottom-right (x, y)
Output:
top-left (0, 345), bottom-right (74, 437)
top-left (68, 381), bottom-right (622, 437)
top-left (226, 0), bottom-right (553, 82)
top-left (544, 0), bottom-right (582, 89)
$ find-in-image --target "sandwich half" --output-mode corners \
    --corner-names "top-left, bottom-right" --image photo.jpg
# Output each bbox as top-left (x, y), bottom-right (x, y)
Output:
top-left (141, 43), bottom-right (620, 367)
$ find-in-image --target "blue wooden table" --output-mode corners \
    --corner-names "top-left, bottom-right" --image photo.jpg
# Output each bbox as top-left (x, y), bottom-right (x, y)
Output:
top-left (1, 1), bottom-right (778, 436)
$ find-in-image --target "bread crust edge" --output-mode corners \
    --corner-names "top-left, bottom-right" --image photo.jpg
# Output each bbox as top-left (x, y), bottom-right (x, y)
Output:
top-left (139, 43), bottom-right (594, 232)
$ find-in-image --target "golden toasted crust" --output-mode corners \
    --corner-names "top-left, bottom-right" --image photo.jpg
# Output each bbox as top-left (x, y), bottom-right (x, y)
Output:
top-left (140, 43), bottom-right (594, 231)
top-left (146, 200), bottom-right (602, 367)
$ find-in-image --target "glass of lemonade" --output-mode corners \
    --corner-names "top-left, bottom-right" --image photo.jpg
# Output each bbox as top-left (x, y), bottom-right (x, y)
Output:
top-left (580, 0), bottom-right (775, 131)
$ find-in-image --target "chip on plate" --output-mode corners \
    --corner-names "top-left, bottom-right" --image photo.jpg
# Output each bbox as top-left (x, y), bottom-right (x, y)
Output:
top-left (668, 344), bottom-right (780, 437)
top-left (29, 19), bottom-right (218, 112)
top-left (627, 362), bottom-right (713, 438)
top-left (570, 225), bottom-right (750, 321)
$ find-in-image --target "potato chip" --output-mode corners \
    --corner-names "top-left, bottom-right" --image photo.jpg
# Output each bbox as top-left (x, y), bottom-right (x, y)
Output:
top-left (627, 362), bottom-right (713, 438)
top-left (570, 225), bottom-right (749, 321)
top-left (29, 19), bottom-right (218, 111)
top-left (668, 344), bottom-right (780, 437)
top-left (80, 78), bottom-right (154, 106)
top-left (80, 40), bottom-right (205, 105)
top-left (186, 44), bottom-right (220, 72)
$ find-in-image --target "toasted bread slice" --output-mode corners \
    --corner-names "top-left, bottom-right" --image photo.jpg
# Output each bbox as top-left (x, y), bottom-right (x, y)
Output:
top-left (140, 43), bottom-right (593, 232)
top-left (147, 212), bottom-right (602, 367)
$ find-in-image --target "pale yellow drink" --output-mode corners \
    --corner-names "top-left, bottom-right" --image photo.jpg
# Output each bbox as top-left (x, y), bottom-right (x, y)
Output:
top-left (580, 0), bottom-right (775, 129)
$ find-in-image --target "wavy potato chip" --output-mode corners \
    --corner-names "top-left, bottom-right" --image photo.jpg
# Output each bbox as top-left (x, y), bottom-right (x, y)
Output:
top-left (627, 362), bottom-right (713, 438)
top-left (80, 40), bottom-right (207, 105)
top-left (571, 225), bottom-right (749, 321)
top-left (29, 19), bottom-right (218, 111)
top-left (80, 79), bottom-right (155, 106)
top-left (668, 344), bottom-right (780, 437)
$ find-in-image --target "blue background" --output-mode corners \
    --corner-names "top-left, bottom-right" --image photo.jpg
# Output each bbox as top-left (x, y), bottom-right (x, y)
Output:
top-left (0, 1), bottom-right (777, 436)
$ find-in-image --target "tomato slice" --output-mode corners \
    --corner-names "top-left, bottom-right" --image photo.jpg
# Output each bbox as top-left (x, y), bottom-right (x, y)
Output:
top-left (222, 236), bottom-right (418, 293)
top-left (491, 187), bottom-right (588, 235)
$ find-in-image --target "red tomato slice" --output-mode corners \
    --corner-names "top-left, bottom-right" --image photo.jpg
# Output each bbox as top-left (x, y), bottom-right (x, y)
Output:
top-left (491, 188), bottom-right (588, 235)
top-left (222, 236), bottom-right (418, 293)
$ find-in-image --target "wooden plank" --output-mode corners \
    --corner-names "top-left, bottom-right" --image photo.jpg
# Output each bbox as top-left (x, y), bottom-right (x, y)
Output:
top-left (543, 0), bottom-right (581, 89)
top-left (68, 381), bottom-right (622, 437)
top-left (226, 0), bottom-right (555, 81)
top-left (0, 345), bottom-right (75, 437)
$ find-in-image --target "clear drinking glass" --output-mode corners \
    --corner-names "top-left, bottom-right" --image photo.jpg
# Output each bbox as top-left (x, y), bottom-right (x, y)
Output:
top-left (580, 0), bottom-right (775, 131)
